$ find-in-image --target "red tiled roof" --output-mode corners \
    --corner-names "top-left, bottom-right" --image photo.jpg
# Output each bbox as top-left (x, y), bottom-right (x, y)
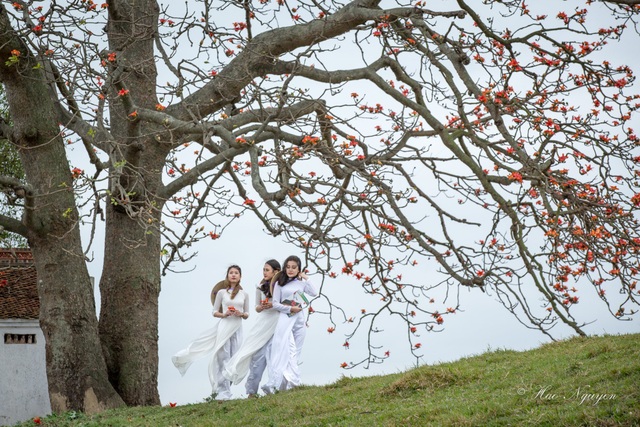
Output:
top-left (0, 249), bottom-right (39, 319)
top-left (0, 248), bottom-right (33, 266)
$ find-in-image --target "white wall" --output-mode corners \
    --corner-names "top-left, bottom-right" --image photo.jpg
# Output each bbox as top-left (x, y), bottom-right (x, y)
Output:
top-left (0, 319), bottom-right (51, 427)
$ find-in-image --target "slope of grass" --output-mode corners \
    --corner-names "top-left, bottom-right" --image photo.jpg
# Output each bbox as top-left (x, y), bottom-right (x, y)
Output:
top-left (19, 333), bottom-right (640, 427)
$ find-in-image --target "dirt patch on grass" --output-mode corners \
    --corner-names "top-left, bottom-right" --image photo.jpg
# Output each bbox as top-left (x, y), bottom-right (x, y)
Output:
top-left (380, 366), bottom-right (477, 396)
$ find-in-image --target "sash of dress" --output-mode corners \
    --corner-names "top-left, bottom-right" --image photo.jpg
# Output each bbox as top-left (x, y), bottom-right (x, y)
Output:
top-left (171, 325), bottom-right (219, 376)
top-left (171, 317), bottom-right (241, 379)
top-left (207, 316), bottom-right (242, 391)
top-left (223, 309), bottom-right (279, 384)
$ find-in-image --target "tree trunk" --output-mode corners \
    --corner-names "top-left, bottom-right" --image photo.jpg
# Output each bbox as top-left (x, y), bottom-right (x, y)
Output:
top-left (0, 5), bottom-right (124, 412)
top-left (98, 152), bottom-right (164, 405)
top-left (97, 0), bottom-right (162, 405)
top-left (30, 240), bottom-right (125, 413)
top-left (99, 201), bottom-right (162, 405)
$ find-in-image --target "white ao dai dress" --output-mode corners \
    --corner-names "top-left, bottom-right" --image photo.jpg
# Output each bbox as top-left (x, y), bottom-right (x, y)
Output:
top-left (223, 284), bottom-right (279, 394)
top-left (171, 287), bottom-right (249, 400)
top-left (262, 277), bottom-right (317, 394)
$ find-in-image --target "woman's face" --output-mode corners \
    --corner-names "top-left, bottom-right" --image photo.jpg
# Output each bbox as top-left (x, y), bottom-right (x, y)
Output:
top-left (263, 263), bottom-right (276, 281)
top-left (227, 267), bottom-right (241, 284)
top-left (285, 260), bottom-right (299, 278)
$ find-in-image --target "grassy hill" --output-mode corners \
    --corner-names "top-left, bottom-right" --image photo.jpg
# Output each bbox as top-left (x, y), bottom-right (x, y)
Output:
top-left (20, 333), bottom-right (640, 426)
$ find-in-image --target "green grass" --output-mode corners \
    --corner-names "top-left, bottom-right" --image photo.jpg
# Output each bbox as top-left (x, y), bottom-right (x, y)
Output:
top-left (20, 333), bottom-right (640, 427)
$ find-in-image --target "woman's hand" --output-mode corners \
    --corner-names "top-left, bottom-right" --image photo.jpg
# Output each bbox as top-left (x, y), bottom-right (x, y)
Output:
top-left (290, 305), bottom-right (302, 314)
top-left (261, 300), bottom-right (273, 310)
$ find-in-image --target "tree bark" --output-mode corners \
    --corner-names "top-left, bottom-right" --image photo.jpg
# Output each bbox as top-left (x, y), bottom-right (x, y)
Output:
top-left (0, 5), bottom-right (124, 412)
top-left (99, 200), bottom-right (162, 405)
top-left (97, 0), bottom-right (162, 405)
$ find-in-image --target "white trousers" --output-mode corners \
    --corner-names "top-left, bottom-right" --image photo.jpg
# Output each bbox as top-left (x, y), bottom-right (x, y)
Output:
top-left (265, 312), bottom-right (306, 392)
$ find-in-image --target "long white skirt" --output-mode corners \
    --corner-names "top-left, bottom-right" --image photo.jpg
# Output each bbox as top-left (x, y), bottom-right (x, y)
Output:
top-left (171, 317), bottom-right (242, 394)
top-left (223, 309), bottom-right (279, 385)
top-left (264, 311), bottom-right (306, 392)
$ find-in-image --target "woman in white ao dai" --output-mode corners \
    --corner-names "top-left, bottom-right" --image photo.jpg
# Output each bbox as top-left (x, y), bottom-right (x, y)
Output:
top-left (262, 255), bottom-right (317, 394)
top-left (223, 259), bottom-right (282, 397)
top-left (171, 265), bottom-right (249, 401)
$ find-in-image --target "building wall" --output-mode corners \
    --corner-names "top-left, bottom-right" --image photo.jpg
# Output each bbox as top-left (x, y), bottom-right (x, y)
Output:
top-left (0, 319), bottom-right (51, 427)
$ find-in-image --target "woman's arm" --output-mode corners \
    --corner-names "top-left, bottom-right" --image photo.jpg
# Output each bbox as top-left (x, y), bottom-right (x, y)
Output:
top-left (271, 283), bottom-right (292, 314)
top-left (212, 291), bottom-right (227, 318)
top-left (255, 287), bottom-right (264, 312)
top-left (241, 290), bottom-right (250, 319)
top-left (301, 274), bottom-right (318, 297)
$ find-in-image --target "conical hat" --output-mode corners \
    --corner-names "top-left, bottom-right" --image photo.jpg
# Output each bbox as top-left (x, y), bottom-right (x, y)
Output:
top-left (210, 280), bottom-right (227, 311)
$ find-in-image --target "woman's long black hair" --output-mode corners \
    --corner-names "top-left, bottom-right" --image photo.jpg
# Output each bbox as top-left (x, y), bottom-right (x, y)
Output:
top-left (260, 259), bottom-right (281, 297)
top-left (278, 255), bottom-right (301, 286)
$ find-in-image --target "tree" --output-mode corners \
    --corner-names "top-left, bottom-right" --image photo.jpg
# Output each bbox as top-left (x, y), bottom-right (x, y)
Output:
top-left (0, 86), bottom-right (27, 248)
top-left (0, 0), bottom-right (639, 413)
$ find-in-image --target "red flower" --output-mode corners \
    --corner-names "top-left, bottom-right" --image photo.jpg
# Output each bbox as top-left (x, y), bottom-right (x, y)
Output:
top-left (414, 343), bottom-right (422, 349)
top-left (507, 172), bottom-right (523, 183)
top-left (384, 350), bottom-right (390, 357)
top-left (33, 417), bottom-right (41, 425)
top-left (340, 362), bottom-right (348, 368)
top-left (327, 327), bottom-right (335, 333)
top-left (118, 88), bottom-right (129, 97)
top-left (243, 198), bottom-right (255, 206)
top-left (71, 167), bottom-right (83, 179)
top-left (169, 402), bottom-right (177, 407)
top-left (507, 58), bottom-right (521, 70)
